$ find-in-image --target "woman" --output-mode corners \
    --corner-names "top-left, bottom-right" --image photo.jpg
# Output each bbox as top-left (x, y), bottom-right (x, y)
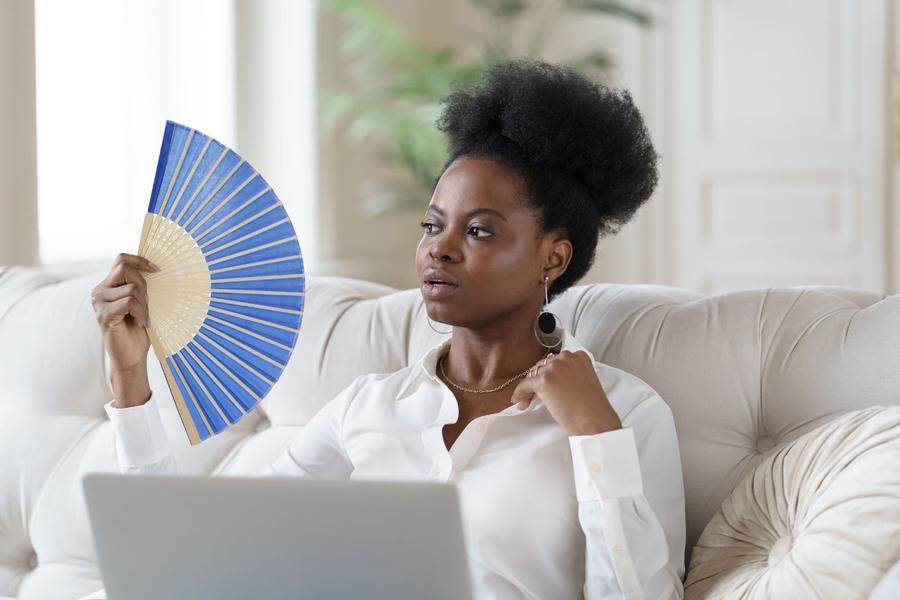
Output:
top-left (91, 59), bottom-right (686, 599)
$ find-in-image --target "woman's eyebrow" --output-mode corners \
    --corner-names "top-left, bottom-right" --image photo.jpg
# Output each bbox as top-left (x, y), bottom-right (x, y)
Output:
top-left (425, 205), bottom-right (508, 222)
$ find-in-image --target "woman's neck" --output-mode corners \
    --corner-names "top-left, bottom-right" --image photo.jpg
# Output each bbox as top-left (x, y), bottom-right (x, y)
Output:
top-left (442, 314), bottom-right (553, 389)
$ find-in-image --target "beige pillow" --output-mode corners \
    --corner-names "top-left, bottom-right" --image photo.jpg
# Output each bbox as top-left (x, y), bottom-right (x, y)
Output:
top-left (685, 406), bottom-right (900, 599)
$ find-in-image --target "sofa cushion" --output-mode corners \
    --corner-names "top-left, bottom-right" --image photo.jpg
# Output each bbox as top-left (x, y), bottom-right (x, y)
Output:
top-left (684, 405), bottom-right (900, 599)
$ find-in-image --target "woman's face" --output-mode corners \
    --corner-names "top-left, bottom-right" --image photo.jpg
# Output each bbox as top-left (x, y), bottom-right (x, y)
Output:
top-left (415, 155), bottom-right (564, 330)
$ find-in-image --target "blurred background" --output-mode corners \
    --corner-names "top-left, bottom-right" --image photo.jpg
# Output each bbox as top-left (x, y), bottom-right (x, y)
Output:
top-left (1, 0), bottom-right (897, 295)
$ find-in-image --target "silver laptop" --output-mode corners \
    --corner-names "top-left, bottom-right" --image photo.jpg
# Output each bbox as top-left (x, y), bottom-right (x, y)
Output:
top-left (82, 473), bottom-right (474, 600)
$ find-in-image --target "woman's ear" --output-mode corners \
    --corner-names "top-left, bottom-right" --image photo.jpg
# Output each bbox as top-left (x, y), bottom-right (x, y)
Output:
top-left (544, 234), bottom-right (572, 283)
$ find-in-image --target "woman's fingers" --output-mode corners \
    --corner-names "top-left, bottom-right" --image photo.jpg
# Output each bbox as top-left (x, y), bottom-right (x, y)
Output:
top-left (91, 254), bottom-right (157, 329)
top-left (99, 295), bottom-right (150, 329)
top-left (95, 271), bottom-right (148, 300)
top-left (117, 252), bottom-right (160, 273)
top-left (102, 253), bottom-right (159, 287)
top-left (92, 283), bottom-right (149, 317)
top-left (93, 257), bottom-right (154, 305)
top-left (91, 252), bottom-right (156, 382)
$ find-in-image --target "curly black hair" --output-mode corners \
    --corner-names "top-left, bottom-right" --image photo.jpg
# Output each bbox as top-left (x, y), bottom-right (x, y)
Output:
top-left (434, 59), bottom-right (659, 300)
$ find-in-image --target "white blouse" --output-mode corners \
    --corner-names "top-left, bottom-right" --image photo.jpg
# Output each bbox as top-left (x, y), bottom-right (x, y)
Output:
top-left (104, 329), bottom-right (686, 599)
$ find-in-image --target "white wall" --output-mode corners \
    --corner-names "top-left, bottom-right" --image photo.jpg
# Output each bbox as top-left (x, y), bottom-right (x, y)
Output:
top-left (33, 0), bottom-right (237, 270)
top-left (315, 0), bottom-right (899, 295)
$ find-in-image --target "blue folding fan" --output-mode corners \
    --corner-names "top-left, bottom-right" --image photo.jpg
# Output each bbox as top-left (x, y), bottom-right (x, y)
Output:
top-left (137, 121), bottom-right (304, 446)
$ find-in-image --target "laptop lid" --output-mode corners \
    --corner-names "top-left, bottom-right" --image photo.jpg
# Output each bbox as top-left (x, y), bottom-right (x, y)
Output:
top-left (82, 473), bottom-right (473, 600)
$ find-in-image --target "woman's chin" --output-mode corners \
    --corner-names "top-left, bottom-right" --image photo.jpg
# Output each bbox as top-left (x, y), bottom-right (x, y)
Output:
top-left (422, 302), bottom-right (460, 327)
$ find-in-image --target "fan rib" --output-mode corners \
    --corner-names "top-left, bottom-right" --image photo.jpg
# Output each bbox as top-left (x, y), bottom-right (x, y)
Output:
top-left (205, 320), bottom-right (289, 365)
top-left (169, 354), bottom-right (217, 435)
top-left (182, 344), bottom-right (251, 416)
top-left (205, 314), bottom-right (292, 352)
top-left (143, 215), bottom-right (202, 278)
top-left (159, 358), bottom-right (203, 444)
top-left (193, 185), bottom-right (272, 244)
top-left (153, 312), bottom-right (197, 356)
top-left (157, 130), bottom-right (195, 219)
top-left (195, 330), bottom-right (276, 386)
top-left (207, 305), bottom-right (298, 334)
top-left (177, 348), bottom-right (239, 425)
top-left (146, 264), bottom-right (209, 279)
top-left (165, 137), bottom-right (213, 221)
top-left (181, 159), bottom-right (245, 233)
top-left (200, 323), bottom-right (285, 369)
top-left (206, 236), bottom-right (298, 266)
top-left (173, 353), bottom-right (229, 432)
top-left (140, 130), bottom-right (194, 258)
top-left (148, 295), bottom-right (205, 356)
top-left (147, 124), bottom-right (177, 215)
top-left (211, 274), bottom-right (303, 284)
top-left (212, 297), bottom-right (303, 316)
top-left (173, 145), bottom-right (229, 225)
top-left (188, 173), bottom-right (260, 238)
top-left (190, 337), bottom-right (264, 404)
top-left (199, 209), bottom-right (284, 253)
top-left (208, 254), bottom-right (303, 275)
top-left (212, 289), bottom-right (303, 297)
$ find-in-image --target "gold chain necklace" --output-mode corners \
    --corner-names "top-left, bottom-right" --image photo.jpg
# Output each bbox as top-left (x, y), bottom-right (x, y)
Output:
top-left (438, 349), bottom-right (552, 394)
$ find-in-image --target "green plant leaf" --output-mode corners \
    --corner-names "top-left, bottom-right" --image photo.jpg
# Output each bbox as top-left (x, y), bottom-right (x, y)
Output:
top-left (469, 0), bottom-right (530, 19)
top-left (567, 50), bottom-right (613, 76)
top-left (571, 0), bottom-right (652, 26)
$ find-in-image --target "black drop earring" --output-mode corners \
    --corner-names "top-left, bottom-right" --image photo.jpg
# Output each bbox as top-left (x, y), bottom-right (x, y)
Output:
top-left (534, 275), bottom-right (563, 350)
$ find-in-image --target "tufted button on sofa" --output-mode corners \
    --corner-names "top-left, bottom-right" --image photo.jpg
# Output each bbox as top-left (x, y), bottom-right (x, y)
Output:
top-left (755, 435), bottom-right (775, 454)
top-left (1, 265), bottom-right (898, 599)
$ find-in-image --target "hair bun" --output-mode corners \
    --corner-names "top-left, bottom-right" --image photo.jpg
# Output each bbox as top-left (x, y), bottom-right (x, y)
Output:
top-left (437, 59), bottom-right (658, 224)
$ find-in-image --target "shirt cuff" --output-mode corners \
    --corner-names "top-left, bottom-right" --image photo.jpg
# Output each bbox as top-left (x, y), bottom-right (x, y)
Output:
top-left (568, 427), bottom-right (643, 501)
top-left (103, 391), bottom-right (171, 468)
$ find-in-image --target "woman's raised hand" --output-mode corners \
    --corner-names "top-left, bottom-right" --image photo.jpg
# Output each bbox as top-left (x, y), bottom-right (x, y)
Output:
top-left (509, 350), bottom-right (622, 436)
top-left (90, 253), bottom-right (159, 407)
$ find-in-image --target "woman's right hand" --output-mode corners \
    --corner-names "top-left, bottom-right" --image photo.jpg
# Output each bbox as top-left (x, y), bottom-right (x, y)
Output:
top-left (90, 252), bottom-right (160, 407)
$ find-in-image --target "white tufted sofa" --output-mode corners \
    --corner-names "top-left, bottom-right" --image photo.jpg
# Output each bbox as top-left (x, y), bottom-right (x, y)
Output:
top-left (1, 264), bottom-right (898, 599)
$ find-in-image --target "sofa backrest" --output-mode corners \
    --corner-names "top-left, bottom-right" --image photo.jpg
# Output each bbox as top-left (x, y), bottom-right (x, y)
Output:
top-left (1, 265), bottom-right (897, 597)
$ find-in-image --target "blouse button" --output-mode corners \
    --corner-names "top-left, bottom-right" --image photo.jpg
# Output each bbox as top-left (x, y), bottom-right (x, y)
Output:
top-left (590, 460), bottom-right (605, 474)
top-left (613, 544), bottom-right (625, 556)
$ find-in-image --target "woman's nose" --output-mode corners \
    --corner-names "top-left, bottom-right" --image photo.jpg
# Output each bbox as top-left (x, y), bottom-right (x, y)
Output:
top-left (429, 234), bottom-right (458, 262)
top-left (429, 246), bottom-right (452, 261)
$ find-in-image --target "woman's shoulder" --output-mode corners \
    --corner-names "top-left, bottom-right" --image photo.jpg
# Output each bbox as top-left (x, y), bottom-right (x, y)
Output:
top-left (590, 359), bottom-right (674, 426)
top-left (339, 363), bottom-right (423, 402)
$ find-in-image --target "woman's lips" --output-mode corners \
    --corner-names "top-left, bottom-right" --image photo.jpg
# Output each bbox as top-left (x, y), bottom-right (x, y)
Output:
top-left (422, 281), bottom-right (459, 300)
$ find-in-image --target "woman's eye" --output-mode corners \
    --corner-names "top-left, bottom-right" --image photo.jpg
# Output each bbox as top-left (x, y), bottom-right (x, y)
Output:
top-left (420, 221), bottom-right (491, 238)
top-left (467, 225), bottom-right (492, 238)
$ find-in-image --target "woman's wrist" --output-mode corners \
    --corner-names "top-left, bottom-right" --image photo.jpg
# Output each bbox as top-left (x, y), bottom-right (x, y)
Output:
top-left (109, 364), bottom-right (151, 408)
top-left (568, 414), bottom-right (623, 436)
